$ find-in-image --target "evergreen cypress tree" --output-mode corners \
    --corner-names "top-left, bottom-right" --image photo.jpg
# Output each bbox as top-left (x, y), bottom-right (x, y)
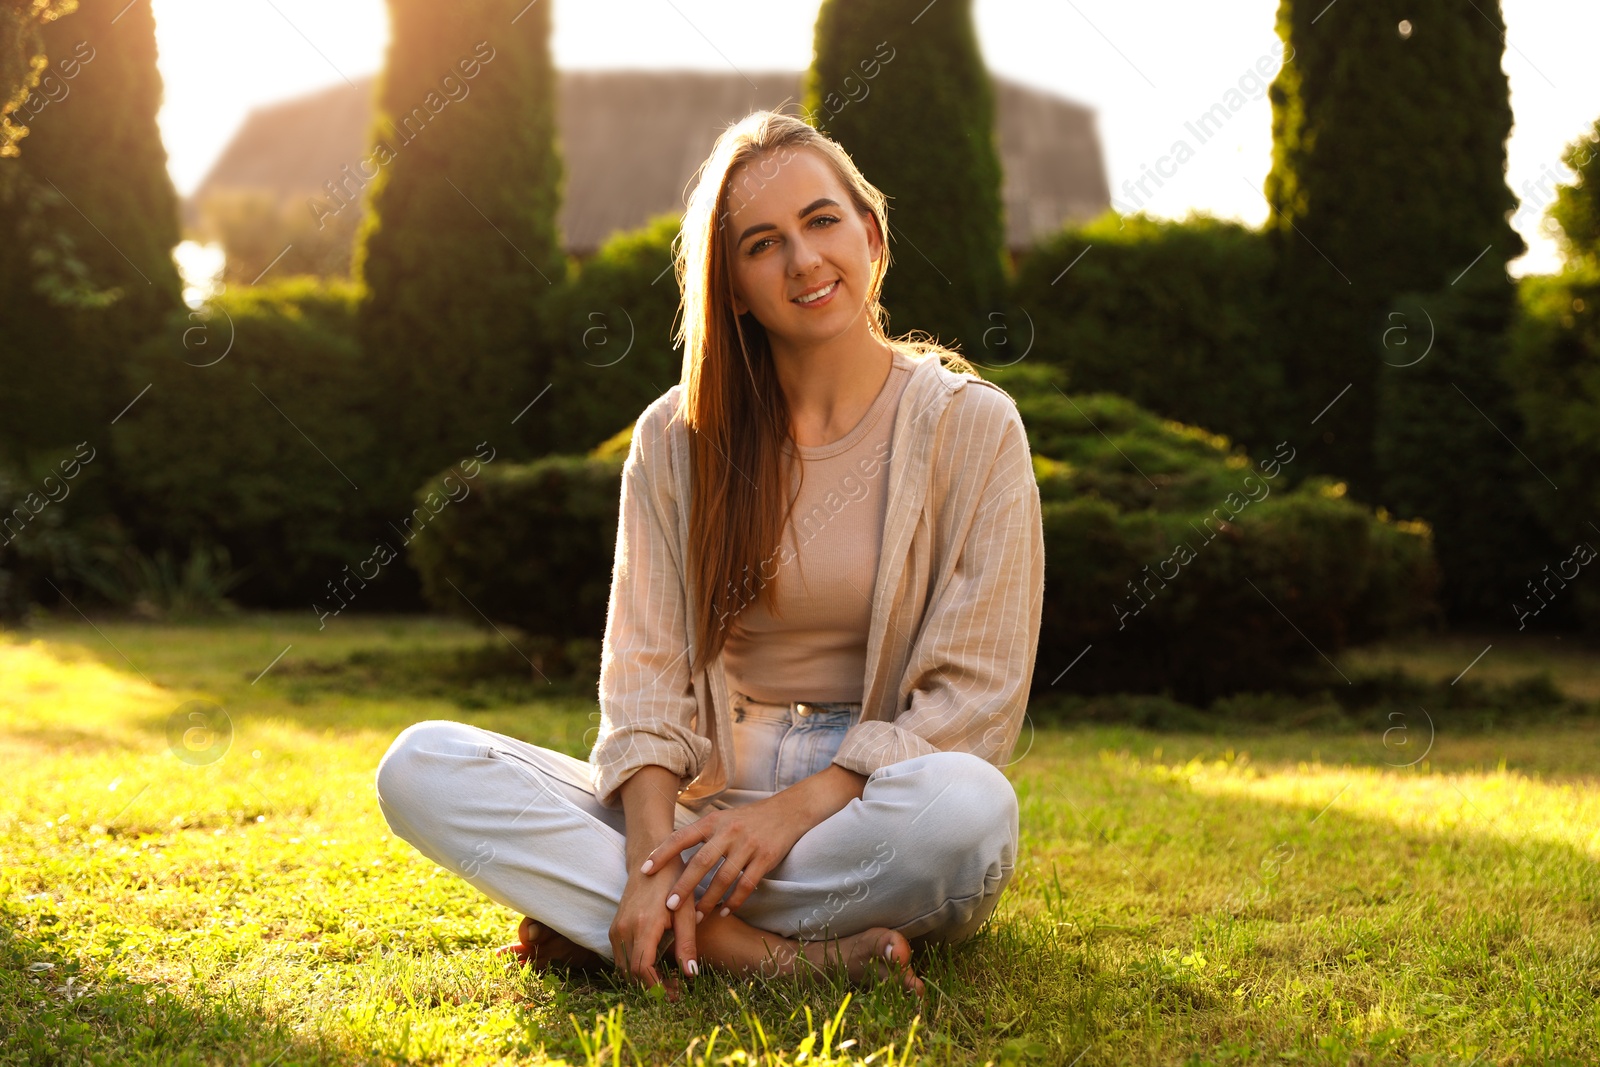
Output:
top-left (354, 0), bottom-right (563, 508)
top-left (803, 0), bottom-right (1007, 354)
top-left (1263, 0), bottom-right (1523, 503)
top-left (0, 0), bottom-right (182, 467)
top-left (1548, 117), bottom-right (1600, 273)
top-left (1267, 0), bottom-right (1551, 621)
top-left (1374, 270), bottom-right (1558, 622)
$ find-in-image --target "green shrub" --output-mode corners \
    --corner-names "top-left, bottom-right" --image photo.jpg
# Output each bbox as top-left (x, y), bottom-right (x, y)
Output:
top-left (70, 542), bottom-right (248, 620)
top-left (537, 213), bottom-right (684, 457)
top-left (414, 361), bottom-right (1441, 702)
top-left (1009, 213), bottom-right (1287, 457)
top-left (110, 277), bottom-right (404, 607)
top-left (0, 459), bottom-right (85, 619)
top-left (1547, 117), bottom-right (1600, 273)
top-left (405, 452), bottom-right (622, 640)
top-left (1504, 266), bottom-right (1600, 629)
top-left (988, 361), bottom-right (1440, 702)
top-left (0, 436), bottom-right (154, 618)
top-left (1375, 269), bottom-right (1564, 623)
top-left (1030, 462), bottom-right (1440, 703)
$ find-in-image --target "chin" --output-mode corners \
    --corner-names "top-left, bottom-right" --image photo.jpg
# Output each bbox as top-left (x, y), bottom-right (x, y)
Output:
top-left (782, 310), bottom-right (858, 345)
top-left (749, 289), bottom-right (865, 346)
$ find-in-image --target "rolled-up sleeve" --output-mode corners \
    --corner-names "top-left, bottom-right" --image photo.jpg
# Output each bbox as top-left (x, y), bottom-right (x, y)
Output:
top-left (591, 400), bottom-right (712, 809)
top-left (831, 397), bottom-right (1045, 777)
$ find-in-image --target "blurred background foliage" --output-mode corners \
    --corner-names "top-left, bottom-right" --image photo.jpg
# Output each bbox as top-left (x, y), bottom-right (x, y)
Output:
top-left (1, 0), bottom-right (1596, 708)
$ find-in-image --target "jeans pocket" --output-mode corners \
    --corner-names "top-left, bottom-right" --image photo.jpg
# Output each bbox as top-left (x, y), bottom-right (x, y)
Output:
top-left (774, 720), bottom-right (851, 791)
top-left (728, 710), bottom-right (785, 794)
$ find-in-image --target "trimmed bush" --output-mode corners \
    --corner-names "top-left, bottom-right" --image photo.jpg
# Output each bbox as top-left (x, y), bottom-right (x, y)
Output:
top-left (405, 452), bottom-right (621, 641)
top-left (1504, 266), bottom-right (1600, 629)
top-left (413, 361), bottom-right (1441, 703)
top-left (1375, 269), bottom-right (1563, 623)
top-left (110, 278), bottom-right (405, 607)
top-left (991, 362), bottom-right (1440, 702)
top-left (537, 213), bottom-right (684, 457)
top-left (0, 457), bottom-right (91, 619)
top-left (1009, 212), bottom-right (1286, 456)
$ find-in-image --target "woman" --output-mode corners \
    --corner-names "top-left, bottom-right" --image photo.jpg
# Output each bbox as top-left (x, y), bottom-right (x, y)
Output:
top-left (375, 110), bottom-right (1045, 999)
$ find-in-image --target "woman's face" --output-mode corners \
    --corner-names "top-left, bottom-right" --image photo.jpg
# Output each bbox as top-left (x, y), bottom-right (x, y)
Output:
top-left (722, 146), bottom-right (883, 347)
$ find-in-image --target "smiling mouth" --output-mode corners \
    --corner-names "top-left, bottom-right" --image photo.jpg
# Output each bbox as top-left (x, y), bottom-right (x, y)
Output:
top-left (792, 279), bottom-right (839, 305)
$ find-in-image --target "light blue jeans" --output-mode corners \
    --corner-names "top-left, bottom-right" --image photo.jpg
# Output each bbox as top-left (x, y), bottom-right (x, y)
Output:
top-left (374, 690), bottom-right (1018, 960)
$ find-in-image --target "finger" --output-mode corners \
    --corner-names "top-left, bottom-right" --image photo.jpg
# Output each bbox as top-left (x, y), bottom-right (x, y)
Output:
top-left (721, 860), bottom-right (767, 913)
top-left (629, 934), bottom-right (661, 988)
top-left (666, 840), bottom-right (726, 911)
top-left (698, 849), bottom-right (755, 915)
top-left (618, 928), bottom-right (659, 986)
top-left (672, 892), bottom-right (700, 978)
top-left (642, 817), bottom-right (712, 875)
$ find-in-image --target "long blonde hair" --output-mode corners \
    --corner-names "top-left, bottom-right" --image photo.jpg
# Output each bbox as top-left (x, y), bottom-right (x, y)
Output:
top-left (671, 109), bottom-right (974, 674)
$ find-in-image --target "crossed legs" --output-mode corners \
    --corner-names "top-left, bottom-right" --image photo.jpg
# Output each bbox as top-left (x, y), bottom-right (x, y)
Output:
top-left (374, 720), bottom-right (1018, 984)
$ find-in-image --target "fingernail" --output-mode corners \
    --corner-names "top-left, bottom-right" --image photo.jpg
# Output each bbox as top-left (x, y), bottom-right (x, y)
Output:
top-left (719, 907), bottom-right (730, 918)
top-left (884, 945), bottom-right (895, 960)
top-left (640, 859), bottom-right (654, 874)
top-left (666, 893), bottom-right (680, 909)
top-left (695, 910), bottom-right (703, 923)
top-left (685, 959), bottom-right (698, 977)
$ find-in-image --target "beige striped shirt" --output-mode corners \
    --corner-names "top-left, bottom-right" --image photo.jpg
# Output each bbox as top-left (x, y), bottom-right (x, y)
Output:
top-left (591, 350), bottom-right (1046, 809)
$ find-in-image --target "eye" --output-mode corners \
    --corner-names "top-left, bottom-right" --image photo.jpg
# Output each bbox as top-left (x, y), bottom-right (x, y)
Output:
top-left (745, 214), bottom-right (844, 255)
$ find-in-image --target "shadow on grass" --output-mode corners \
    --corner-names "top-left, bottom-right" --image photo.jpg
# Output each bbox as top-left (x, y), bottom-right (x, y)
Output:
top-left (0, 903), bottom-right (343, 1065)
top-left (1030, 662), bottom-right (1598, 736)
top-left (126, 636), bottom-right (607, 758)
top-left (267, 636), bottom-right (599, 710)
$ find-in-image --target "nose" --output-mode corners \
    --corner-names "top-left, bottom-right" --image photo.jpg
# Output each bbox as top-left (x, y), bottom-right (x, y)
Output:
top-left (787, 231), bottom-right (823, 275)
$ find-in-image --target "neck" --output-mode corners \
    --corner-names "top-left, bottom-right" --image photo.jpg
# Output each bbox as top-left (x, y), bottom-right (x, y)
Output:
top-left (769, 322), bottom-right (894, 449)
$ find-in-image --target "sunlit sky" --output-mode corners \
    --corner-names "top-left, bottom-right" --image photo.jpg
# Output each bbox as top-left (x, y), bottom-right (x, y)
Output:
top-left (148, 0), bottom-right (1599, 276)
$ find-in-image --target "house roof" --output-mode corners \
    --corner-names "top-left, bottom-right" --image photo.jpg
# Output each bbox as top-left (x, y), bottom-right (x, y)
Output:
top-left (187, 69), bottom-right (1110, 256)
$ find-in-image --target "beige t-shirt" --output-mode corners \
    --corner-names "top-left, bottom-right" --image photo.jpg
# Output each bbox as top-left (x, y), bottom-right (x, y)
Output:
top-left (722, 348), bottom-right (916, 704)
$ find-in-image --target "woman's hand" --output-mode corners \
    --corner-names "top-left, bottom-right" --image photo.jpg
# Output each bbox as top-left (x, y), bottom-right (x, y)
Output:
top-left (609, 847), bottom-right (699, 998)
top-left (614, 765), bottom-right (702, 997)
top-left (640, 763), bottom-right (868, 920)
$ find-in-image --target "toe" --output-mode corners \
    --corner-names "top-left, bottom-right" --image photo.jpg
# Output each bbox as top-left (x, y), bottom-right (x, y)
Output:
top-left (519, 916), bottom-right (550, 947)
top-left (877, 931), bottom-right (922, 994)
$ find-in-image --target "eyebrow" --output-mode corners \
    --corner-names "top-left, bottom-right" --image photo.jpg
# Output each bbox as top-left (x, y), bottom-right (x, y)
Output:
top-left (734, 198), bottom-right (841, 247)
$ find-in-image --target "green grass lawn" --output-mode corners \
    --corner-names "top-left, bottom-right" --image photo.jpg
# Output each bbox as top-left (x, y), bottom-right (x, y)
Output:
top-left (3, 612), bottom-right (1598, 1065)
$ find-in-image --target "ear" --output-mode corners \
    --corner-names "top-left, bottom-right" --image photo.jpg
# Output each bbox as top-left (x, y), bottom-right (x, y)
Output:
top-left (730, 289), bottom-right (749, 316)
top-left (866, 212), bottom-right (884, 264)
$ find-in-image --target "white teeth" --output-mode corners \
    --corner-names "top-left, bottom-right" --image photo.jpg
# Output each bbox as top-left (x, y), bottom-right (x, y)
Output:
top-left (795, 280), bottom-right (837, 304)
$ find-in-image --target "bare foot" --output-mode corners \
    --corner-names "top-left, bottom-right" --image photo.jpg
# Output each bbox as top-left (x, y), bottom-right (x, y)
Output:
top-left (797, 926), bottom-right (924, 995)
top-left (496, 915), bottom-right (605, 973)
